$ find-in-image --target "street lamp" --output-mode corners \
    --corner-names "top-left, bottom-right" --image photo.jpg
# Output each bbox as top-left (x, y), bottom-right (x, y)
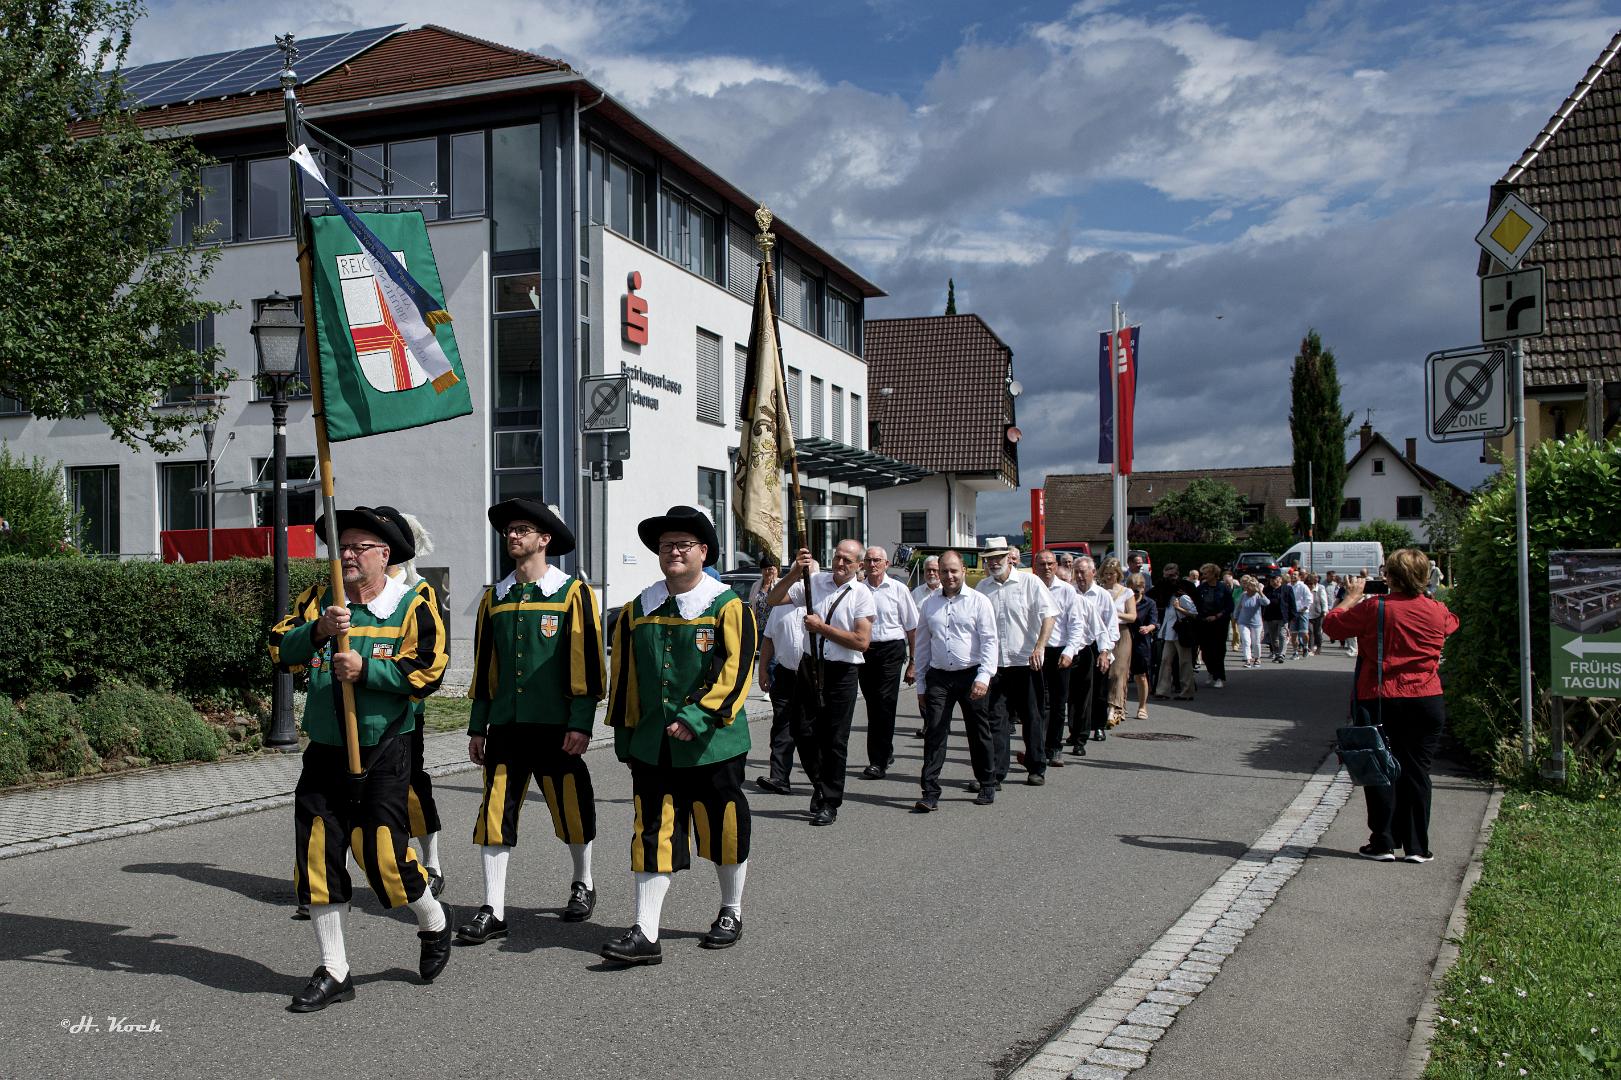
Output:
top-left (252, 291), bottom-right (304, 751)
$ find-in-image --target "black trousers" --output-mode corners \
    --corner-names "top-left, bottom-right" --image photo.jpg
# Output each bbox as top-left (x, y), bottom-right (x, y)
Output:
top-left (920, 667), bottom-right (996, 800)
top-left (1041, 646), bottom-right (1070, 758)
top-left (1063, 643), bottom-right (1098, 750)
top-left (989, 666), bottom-right (1042, 779)
top-left (472, 722), bottom-right (596, 847)
top-left (1361, 695), bottom-right (1446, 856)
top-left (1090, 646), bottom-right (1115, 733)
top-left (407, 714), bottom-right (441, 838)
top-left (294, 735), bottom-right (427, 909)
top-left (793, 659), bottom-right (860, 809)
top-left (765, 663), bottom-right (799, 785)
top-left (1197, 620), bottom-right (1228, 679)
top-left (858, 639), bottom-right (908, 769)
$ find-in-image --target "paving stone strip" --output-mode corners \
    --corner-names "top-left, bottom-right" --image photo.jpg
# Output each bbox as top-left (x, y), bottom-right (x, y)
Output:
top-left (1008, 752), bottom-right (1352, 1080)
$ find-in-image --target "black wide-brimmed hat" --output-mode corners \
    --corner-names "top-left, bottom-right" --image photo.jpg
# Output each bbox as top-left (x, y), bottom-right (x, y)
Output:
top-left (487, 498), bottom-right (576, 556)
top-left (637, 505), bottom-right (719, 567)
top-left (315, 505), bottom-right (415, 565)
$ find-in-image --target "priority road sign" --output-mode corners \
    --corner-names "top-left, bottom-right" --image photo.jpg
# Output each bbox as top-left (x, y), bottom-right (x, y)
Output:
top-left (580, 374), bottom-right (631, 433)
top-left (1425, 345), bottom-right (1510, 442)
top-left (1475, 192), bottom-right (1548, 270)
top-left (1549, 549), bottom-right (1621, 697)
top-left (1481, 267), bottom-right (1545, 342)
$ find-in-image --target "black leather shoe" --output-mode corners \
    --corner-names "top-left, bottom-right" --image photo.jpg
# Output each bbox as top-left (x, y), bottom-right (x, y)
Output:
top-left (754, 776), bottom-right (792, 795)
top-left (912, 728), bottom-right (926, 738)
top-left (965, 779), bottom-right (982, 793)
top-left (887, 754), bottom-right (896, 766)
top-left (562, 881), bottom-right (596, 922)
top-left (1027, 774), bottom-right (1046, 786)
top-left (289, 966), bottom-right (354, 1013)
top-left (600, 925), bottom-right (663, 965)
top-left (292, 904), bottom-right (310, 920)
top-left (426, 869), bottom-right (445, 899)
top-left (1092, 730), bottom-right (1107, 742)
top-left (456, 905), bottom-right (507, 944)
top-left (861, 765), bottom-right (885, 779)
top-left (912, 798), bottom-right (939, 813)
top-left (699, 907), bottom-right (742, 949)
top-left (809, 806), bottom-right (837, 826)
top-left (1048, 756), bottom-right (1066, 768)
top-left (418, 906), bottom-right (454, 982)
top-left (974, 787), bottom-right (996, 805)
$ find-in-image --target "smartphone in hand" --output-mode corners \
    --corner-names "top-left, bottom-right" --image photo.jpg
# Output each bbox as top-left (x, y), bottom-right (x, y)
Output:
top-left (1363, 579), bottom-right (1390, 595)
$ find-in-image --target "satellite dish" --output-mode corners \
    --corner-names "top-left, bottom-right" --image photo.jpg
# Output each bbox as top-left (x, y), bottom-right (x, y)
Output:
top-left (1006, 425), bottom-right (1023, 444)
top-left (1008, 380), bottom-right (1024, 398)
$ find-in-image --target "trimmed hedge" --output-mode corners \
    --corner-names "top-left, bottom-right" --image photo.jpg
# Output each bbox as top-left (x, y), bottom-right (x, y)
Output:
top-left (1138, 544), bottom-right (1244, 574)
top-left (0, 556), bottom-right (327, 701)
top-left (81, 681), bottom-right (224, 764)
top-left (0, 699), bottom-right (31, 787)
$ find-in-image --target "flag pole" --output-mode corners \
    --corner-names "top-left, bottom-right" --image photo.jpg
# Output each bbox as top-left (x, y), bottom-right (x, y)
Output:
top-left (281, 37), bottom-right (363, 777)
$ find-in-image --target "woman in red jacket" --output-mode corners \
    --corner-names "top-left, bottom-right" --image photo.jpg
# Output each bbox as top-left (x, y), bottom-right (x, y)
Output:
top-left (1323, 549), bottom-right (1460, 863)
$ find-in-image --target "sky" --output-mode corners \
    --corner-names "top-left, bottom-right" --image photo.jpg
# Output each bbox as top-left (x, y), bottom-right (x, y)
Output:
top-left (130, 0), bottom-right (1621, 534)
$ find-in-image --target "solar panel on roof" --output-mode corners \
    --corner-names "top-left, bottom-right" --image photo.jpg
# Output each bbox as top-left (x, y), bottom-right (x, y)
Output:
top-left (112, 25), bottom-right (402, 108)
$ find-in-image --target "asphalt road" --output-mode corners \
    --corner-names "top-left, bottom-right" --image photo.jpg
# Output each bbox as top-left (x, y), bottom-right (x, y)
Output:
top-left (1, 659), bottom-right (1355, 1080)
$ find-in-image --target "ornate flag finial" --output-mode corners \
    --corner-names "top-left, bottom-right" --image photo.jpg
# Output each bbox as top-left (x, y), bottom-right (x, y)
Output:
top-left (754, 205), bottom-right (775, 255)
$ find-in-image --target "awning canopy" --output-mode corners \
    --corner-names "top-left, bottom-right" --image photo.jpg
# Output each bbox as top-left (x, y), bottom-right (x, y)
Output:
top-left (794, 436), bottom-right (932, 490)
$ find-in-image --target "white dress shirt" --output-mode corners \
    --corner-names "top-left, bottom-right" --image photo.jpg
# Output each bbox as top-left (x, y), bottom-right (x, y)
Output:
top-left (911, 582), bottom-right (941, 607)
top-left (763, 602), bottom-right (809, 672)
top-left (1043, 579), bottom-right (1086, 657)
top-left (914, 587), bottom-right (999, 687)
top-left (1075, 582), bottom-right (1120, 651)
top-left (785, 571), bottom-right (877, 665)
top-left (976, 570), bottom-right (1057, 668)
top-left (865, 575), bottom-right (921, 643)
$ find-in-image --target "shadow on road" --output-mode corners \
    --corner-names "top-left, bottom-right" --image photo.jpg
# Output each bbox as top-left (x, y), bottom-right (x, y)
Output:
top-left (123, 862), bottom-right (292, 907)
top-left (1116, 834), bottom-right (1252, 859)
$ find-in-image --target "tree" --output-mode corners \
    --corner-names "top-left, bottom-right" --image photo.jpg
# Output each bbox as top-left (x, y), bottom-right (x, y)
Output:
top-left (0, 0), bottom-right (229, 452)
top-left (0, 445), bottom-right (82, 557)
top-left (1335, 519), bottom-right (1416, 551)
top-left (1421, 485), bottom-right (1470, 581)
top-left (1246, 515), bottom-right (1295, 554)
top-left (945, 278), bottom-right (957, 315)
top-left (1150, 478), bottom-right (1247, 544)
top-left (1288, 331), bottom-right (1351, 539)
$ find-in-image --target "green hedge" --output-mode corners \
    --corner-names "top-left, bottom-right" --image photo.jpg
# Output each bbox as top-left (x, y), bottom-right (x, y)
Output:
top-left (1138, 543), bottom-right (1244, 575)
top-left (0, 556), bottom-right (327, 701)
top-left (0, 684), bottom-right (225, 786)
top-left (1444, 433), bottom-right (1621, 759)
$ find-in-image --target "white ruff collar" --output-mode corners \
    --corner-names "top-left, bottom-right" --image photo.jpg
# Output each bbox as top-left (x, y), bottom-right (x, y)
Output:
top-left (495, 563), bottom-right (569, 600)
top-left (641, 574), bottom-right (728, 620)
top-left (359, 573), bottom-right (409, 621)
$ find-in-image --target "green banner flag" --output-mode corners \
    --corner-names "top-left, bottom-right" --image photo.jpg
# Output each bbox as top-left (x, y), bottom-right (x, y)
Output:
top-left (308, 212), bottom-right (473, 441)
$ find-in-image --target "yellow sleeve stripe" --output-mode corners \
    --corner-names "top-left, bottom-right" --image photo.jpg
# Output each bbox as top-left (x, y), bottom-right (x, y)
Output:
top-left (696, 597), bottom-right (756, 723)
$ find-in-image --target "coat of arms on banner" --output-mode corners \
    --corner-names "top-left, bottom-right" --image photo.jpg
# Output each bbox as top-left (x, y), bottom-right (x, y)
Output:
top-left (337, 251), bottom-right (431, 393)
top-left (694, 628), bottom-right (715, 653)
top-left (370, 643), bottom-right (395, 659)
top-left (540, 614), bottom-right (560, 639)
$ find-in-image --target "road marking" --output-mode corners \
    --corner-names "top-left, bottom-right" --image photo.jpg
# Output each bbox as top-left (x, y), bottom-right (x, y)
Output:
top-left (1009, 752), bottom-right (1352, 1080)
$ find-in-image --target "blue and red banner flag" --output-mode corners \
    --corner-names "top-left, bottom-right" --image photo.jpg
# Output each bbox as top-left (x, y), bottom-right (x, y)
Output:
top-left (1097, 326), bottom-right (1139, 474)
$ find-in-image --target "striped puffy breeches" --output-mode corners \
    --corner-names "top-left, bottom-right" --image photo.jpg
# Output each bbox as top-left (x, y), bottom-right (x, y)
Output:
top-left (473, 723), bottom-right (596, 847)
top-left (628, 755), bottom-right (750, 874)
top-left (293, 736), bottom-right (428, 909)
top-left (407, 718), bottom-right (440, 839)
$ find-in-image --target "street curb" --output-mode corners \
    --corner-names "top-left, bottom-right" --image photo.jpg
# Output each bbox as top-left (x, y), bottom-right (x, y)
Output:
top-left (1400, 783), bottom-right (1505, 1080)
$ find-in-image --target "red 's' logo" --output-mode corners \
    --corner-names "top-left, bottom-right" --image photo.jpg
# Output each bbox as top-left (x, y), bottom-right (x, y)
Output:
top-left (623, 271), bottom-right (649, 346)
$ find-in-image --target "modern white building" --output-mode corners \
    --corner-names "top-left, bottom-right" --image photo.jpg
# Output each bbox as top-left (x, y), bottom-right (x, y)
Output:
top-left (1340, 424), bottom-right (1467, 545)
top-left (0, 24), bottom-right (928, 663)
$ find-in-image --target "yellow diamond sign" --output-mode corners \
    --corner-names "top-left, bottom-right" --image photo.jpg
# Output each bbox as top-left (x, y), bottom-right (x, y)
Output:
top-left (1476, 193), bottom-right (1548, 270)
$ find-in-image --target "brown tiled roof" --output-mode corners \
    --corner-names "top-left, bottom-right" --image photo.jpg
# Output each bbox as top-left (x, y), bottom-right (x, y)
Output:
top-left (1043, 466), bottom-right (1294, 544)
top-left (864, 314), bottom-right (1018, 485)
top-left (1480, 31), bottom-right (1621, 389)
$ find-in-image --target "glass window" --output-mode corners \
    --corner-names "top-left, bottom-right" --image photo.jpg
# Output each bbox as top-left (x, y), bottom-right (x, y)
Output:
top-left (827, 289), bottom-right (856, 352)
top-left (0, 394), bottom-right (26, 416)
top-left (1396, 496), bottom-right (1424, 520)
top-left (698, 468), bottom-right (728, 563)
top-left (590, 144), bottom-right (607, 224)
top-left (809, 376), bottom-right (825, 437)
top-left (492, 125), bottom-right (541, 252)
top-left (609, 156), bottom-right (629, 235)
top-left (160, 461), bottom-right (206, 531)
top-left (494, 315), bottom-right (542, 428)
top-left (496, 431), bottom-right (543, 470)
top-left (163, 317), bottom-right (214, 405)
top-left (450, 132), bottom-right (486, 217)
top-left (630, 166), bottom-right (647, 245)
top-left (493, 467), bottom-right (543, 578)
top-left (849, 393), bottom-right (862, 450)
top-left (252, 455), bottom-right (317, 526)
top-left (193, 163), bottom-right (232, 244)
top-left (779, 258), bottom-right (806, 330)
top-left (901, 511), bottom-right (928, 545)
top-left (1372, 459), bottom-right (1385, 475)
top-left (494, 273), bottom-right (543, 313)
top-left (734, 344), bottom-right (748, 427)
top-left (388, 138), bottom-right (438, 220)
top-left (69, 465), bottom-right (119, 555)
top-left (662, 185), bottom-right (687, 267)
top-left (787, 367), bottom-right (803, 430)
top-left (689, 204), bottom-right (717, 282)
top-left (1340, 498), bottom-right (1362, 521)
top-left (695, 328), bottom-right (723, 426)
top-left (726, 218), bottom-right (757, 301)
top-left (349, 144), bottom-right (385, 197)
top-left (250, 296), bottom-right (309, 401)
top-left (247, 157), bottom-right (290, 239)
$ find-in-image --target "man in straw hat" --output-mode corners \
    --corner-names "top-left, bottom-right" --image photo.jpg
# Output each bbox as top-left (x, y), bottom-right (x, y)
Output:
top-left (600, 506), bottom-right (757, 965)
top-left (269, 505), bottom-right (453, 1012)
top-left (455, 499), bottom-right (607, 947)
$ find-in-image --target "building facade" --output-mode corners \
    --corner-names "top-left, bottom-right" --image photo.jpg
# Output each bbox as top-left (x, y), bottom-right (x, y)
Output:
top-left (1341, 427), bottom-right (1466, 545)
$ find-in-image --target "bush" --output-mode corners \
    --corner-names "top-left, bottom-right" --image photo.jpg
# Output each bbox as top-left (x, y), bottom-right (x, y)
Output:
top-left (1138, 543), bottom-right (1243, 575)
top-left (1444, 433), bottom-right (1621, 761)
top-left (16, 691), bottom-right (95, 776)
top-left (0, 444), bottom-right (83, 558)
top-left (0, 698), bottom-right (31, 787)
top-left (82, 681), bottom-right (222, 763)
top-left (0, 556), bottom-right (327, 701)
top-left (78, 682), bottom-right (145, 758)
top-left (1336, 519), bottom-right (1416, 550)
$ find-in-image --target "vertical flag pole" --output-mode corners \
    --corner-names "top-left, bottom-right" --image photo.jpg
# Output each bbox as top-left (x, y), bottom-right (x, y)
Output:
top-left (1111, 302), bottom-right (1127, 564)
top-left (280, 36), bottom-right (363, 777)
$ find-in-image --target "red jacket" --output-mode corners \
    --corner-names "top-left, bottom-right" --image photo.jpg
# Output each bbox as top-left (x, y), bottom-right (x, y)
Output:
top-left (1322, 594), bottom-right (1459, 699)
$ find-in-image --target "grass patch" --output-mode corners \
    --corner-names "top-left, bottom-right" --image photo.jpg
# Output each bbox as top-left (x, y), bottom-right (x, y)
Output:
top-left (422, 694), bottom-right (472, 734)
top-left (1425, 790), bottom-right (1621, 1077)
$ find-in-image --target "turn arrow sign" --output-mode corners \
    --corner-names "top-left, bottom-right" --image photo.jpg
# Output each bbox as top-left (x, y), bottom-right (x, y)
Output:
top-left (1561, 637), bottom-right (1621, 658)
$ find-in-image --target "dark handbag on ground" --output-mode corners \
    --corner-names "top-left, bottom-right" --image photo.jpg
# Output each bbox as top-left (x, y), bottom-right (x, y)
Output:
top-left (1334, 597), bottom-right (1400, 787)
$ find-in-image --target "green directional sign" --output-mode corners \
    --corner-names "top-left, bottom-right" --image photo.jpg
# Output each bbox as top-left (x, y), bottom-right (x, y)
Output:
top-left (1549, 549), bottom-right (1621, 698)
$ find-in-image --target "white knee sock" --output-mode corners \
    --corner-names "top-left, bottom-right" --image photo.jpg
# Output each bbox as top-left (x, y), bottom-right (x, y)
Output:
top-left (482, 847), bottom-right (510, 920)
top-left (717, 860), bottom-right (747, 915)
top-left (570, 842), bottom-right (593, 889)
top-left (310, 903), bottom-right (348, 982)
top-left (423, 831), bottom-right (441, 872)
top-left (633, 871), bottom-right (671, 942)
top-left (408, 891), bottom-right (445, 933)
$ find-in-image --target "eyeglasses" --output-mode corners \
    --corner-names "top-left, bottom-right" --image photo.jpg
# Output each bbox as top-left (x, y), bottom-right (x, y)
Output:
top-left (337, 542), bottom-right (387, 556)
top-left (657, 540), bottom-right (704, 554)
top-left (503, 525), bottom-right (538, 538)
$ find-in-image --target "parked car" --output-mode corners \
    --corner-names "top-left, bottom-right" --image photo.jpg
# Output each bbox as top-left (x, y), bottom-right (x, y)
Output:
top-left (1279, 541), bottom-right (1385, 579)
top-left (1042, 540), bottom-right (1092, 559)
top-left (1230, 552), bottom-right (1280, 580)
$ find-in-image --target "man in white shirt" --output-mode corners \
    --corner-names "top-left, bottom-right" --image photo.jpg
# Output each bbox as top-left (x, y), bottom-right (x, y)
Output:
top-left (857, 547), bottom-right (919, 780)
top-left (767, 540), bottom-right (875, 826)
top-left (755, 566), bottom-right (813, 796)
top-left (976, 540), bottom-right (1056, 787)
top-left (1064, 556), bottom-right (1118, 758)
top-left (911, 555), bottom-right (942, 606)
top-left (912, 551), bottom-right (1000, 811)
top-left (1033, 550), bottom-right (1084, 773)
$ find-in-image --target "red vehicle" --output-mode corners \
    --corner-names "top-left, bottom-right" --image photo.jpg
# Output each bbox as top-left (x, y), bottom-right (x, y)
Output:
top-left (1043, 541), bottom-right (1092, 558)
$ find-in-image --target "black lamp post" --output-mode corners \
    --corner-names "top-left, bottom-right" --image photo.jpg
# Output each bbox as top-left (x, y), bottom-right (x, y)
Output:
top-left (252, 291), bottom-right (304, 751)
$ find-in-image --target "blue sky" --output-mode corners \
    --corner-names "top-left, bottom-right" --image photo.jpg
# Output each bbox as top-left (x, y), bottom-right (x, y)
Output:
top-left (132, 0), bottom-right (1621, 533)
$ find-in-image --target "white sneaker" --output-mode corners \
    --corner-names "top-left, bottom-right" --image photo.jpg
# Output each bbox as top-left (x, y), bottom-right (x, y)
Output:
top-left (1212, 679), bottom-right (1225, 688)
top-left (1403, 852), bottom-right (1434, 864)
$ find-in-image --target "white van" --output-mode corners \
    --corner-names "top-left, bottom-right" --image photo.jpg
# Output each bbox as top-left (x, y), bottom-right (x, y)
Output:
top-left (1279, 541), bottom-right (1385, 578)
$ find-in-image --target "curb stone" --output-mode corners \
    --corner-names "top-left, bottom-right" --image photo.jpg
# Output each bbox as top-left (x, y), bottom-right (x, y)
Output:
top-left (1400, 784), bottom-right (1504, 1080)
